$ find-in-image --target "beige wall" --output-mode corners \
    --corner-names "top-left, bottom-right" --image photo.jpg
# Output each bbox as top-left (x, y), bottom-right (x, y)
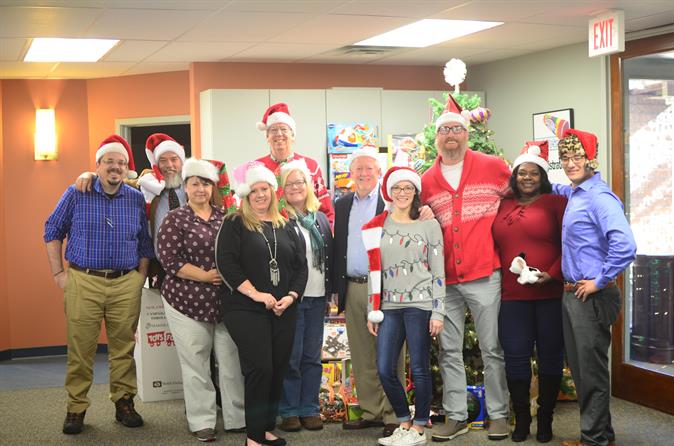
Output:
top-left (468, 43), bottom-right (610, 174)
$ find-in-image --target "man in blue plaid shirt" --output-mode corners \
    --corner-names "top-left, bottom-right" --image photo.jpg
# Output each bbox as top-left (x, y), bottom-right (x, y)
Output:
top-left (44, 134), bottom-right (154, 435)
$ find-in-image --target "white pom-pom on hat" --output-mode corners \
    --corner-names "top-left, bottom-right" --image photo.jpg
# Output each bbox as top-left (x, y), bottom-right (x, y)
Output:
top-left (368, 310), bottom-right (384, 324)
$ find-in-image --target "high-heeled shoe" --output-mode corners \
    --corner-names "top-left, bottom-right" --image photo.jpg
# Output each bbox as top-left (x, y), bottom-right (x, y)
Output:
top-left (261, 436), bottom-right (286, 446)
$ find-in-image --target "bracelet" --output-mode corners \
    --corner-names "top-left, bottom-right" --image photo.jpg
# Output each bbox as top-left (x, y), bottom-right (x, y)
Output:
top-left (288, 292), bottom-right (299, 301)
top-left (53, 270), bottom-right (64, 276)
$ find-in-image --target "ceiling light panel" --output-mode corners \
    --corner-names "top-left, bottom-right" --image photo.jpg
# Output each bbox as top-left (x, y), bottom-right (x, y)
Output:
top-left (24, 38), bottom-right (119, 62)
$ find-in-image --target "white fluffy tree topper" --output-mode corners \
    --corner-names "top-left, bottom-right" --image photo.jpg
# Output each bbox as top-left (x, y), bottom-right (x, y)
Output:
top-left (443, 58), bottom-right (467, 93)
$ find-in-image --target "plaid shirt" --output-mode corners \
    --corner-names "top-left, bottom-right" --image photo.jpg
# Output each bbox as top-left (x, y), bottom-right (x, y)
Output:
top-left (44, 179), bottom-right (154, 270)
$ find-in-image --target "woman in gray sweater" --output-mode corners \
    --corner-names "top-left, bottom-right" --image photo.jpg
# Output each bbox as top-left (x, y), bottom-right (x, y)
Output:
top-left (362, 166), bottom-right (445, 446)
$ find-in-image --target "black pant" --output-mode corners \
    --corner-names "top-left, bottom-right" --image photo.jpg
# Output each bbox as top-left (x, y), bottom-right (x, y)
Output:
top-left (498, 298), bottom-right (564, 380)
top-left (223, 307), bottom-right (297, 443)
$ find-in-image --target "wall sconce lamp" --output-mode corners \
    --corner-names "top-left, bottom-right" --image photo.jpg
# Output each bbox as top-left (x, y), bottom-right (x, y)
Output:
top-left (35, 109), bottom-right (57, 160)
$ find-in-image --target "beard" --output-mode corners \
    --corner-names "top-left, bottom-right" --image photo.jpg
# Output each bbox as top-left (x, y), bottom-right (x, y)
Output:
top-left (164, 173), bottom-right (183, 189)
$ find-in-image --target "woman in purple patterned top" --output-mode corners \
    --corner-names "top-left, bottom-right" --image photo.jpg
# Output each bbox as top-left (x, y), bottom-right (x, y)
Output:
top-left (157, 158), bottom-right (245, 442)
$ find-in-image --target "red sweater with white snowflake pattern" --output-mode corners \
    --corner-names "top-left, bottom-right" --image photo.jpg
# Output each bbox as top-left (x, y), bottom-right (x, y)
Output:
top-left (420, 149), bottom-right (511, 284)
top-left (257, 153), bottom-right (334, 225)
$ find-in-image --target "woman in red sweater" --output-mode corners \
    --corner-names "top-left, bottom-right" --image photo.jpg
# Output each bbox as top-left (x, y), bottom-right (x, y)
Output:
top-left (492, 141), bottom-right (567, 443)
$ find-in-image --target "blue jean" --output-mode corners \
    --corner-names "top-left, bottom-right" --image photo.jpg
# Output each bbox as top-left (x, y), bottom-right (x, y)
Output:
top-left (498, 299), bottom-right (564, 380)
top-left (279, 295), bottom-right (326, 418)
top-left (376, 307), bottom-right (432, 425)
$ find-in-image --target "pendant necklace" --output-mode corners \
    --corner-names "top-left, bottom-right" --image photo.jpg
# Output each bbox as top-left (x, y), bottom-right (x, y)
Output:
top-left (261, 224), bottom-right (280, 286)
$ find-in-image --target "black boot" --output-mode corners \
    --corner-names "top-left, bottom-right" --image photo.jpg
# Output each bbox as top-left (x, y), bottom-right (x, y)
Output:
top-left (507, 379), bottom-right (531, 442)
top-left (536, 374), bottom-right (561, 443)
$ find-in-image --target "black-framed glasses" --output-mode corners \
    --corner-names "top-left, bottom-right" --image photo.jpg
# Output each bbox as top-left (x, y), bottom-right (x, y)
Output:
top-left (437, 125), bottom-right (465, 135)
top-left (391, 185), bottom-right (416, 194)
top-left (284, 180), bottom-right (306, 189)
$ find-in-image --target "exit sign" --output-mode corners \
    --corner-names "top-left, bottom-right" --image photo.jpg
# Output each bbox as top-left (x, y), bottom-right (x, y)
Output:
top-left (589, 10), bottom-right (625, 57)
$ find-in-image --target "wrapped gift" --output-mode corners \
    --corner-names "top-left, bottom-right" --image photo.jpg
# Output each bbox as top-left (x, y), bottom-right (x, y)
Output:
top-left (322, 323), bottom-right (349, 360)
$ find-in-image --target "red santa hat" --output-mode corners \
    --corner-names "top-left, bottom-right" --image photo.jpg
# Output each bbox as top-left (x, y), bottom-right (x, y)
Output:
top-left (435, 93), bottom-right (472, 131)
top-left (145, 133), bottom-right (185, 168)
top-left (361, 211), bottom-right (390, 323)
top-left (512, 140), bottom-right (550, 171)
top-left (231, 161), bottom-right (278, 198)
top-left (95, 134), bottom-right (137, 179)
top-left (559, 128), bottom-right (599, 170)
top-left (381, 166), bottom-right (422, 203)
top-left (256, 103), bottom-right (297, 136)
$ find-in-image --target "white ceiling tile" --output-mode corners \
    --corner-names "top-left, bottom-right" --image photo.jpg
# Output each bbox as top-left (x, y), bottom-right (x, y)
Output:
top-left (0, 6), bottom-right (101, 38)
top-left (329, 0), bottom-right (462, 18)
top-left (48, 61), bottom-right (135, 78)
top-left (464, 48), bottom-right (534, 66)
top-left (626, 12), bottom-right (674, 33)
top-left (146, 41), bottom-right (254, 62)
top-left (0, 38), bottom-right (29, 61)
top-left (0, 61), bottom-right (55, 78)
top-left (272, 14), bottom-right (412, 44)
top-left (229, 42), bottom-right (339, 61)
top-left (224, 0), bottom-right (346, 14)
top-left (102, 40), bottom-right (167, 62)
top-left (101, 1), bottom-right (226, 10)
top-left (84, 8), bottom-right (213, 40)
top-left (121, 62), bottom-right (189, 76)
top-left (448, 22), bottom-right (586, 49)
top-left (179, 11), bottom-right (313, 42)
top-left (372, 46), bottom-right (491, 65)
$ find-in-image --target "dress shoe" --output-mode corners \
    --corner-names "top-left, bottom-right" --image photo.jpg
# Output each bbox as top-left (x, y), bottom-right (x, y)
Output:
top-left (261, 436), bottom-right (286, 446)
top-left (383, 423), bottom-right (399, 437)
top-left (115, 395), bottom-right (144, 427)
top-left (343, 418), bottom-right (385, 429)
top-left (62, 410), bottom-right (86, 434)
top-left (279, 416), bottom-right (301, 432)
top-left (300, 415), bottom-right (323, 430)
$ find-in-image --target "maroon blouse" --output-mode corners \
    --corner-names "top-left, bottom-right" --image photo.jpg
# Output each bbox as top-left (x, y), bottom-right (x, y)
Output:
top-left (157, 204), bottom-right (225, 322)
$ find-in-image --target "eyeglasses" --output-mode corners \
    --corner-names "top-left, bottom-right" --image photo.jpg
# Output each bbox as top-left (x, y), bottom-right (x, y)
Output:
top-left (268, 126), bottom-right (292, 135)
top-left (437, 125), bottom-right (465, 135)
top-left (100, 158), bottom-right (128, 167)
top-left (560, 155), bottom-right (585, 164)
top-left (391, 185), bottom-right (416, 194)
top-left (285, 180), bottom-right (306, 189)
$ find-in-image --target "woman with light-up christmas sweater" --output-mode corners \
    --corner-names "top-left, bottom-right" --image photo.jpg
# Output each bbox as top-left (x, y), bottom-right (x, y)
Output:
top-left (362, 166), bottom-right (445, 446)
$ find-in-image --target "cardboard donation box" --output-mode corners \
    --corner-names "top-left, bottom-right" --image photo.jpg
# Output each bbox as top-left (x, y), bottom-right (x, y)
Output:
top-left (134, 288), bottom-right (183, 402)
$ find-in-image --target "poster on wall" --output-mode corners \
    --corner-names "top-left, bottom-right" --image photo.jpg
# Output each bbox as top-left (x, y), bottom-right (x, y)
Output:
top-left (327, 123), bottom-right (378, 154)
top-left (532, 108), bottom-right (574, 183)
top-left (387, 133), bottom-right (426, 173)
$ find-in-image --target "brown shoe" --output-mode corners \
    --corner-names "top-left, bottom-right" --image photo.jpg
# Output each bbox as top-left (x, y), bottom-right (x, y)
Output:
top-left (115, 396), bottom-right (144, 427)
top-left (279, 416), bottom-right (302, 432)
top-left (342, 418), bottom-right (385, 430)
top-left (300, 415), bottom-right (323, 431)
top-left (383, 423), bottom-right (399, 437)
top-left (63, 410), bottom-right (86, 434)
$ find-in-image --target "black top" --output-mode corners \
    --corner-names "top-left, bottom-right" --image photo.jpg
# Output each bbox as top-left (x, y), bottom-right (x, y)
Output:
top-left (332, 191), bottom-right (385, 313)
top-left (215, 215), bottom-right (308, 313)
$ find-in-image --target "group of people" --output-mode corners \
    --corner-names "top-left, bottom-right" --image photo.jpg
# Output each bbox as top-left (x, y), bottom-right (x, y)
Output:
top-left (44, 97), bottom-right (636, 446)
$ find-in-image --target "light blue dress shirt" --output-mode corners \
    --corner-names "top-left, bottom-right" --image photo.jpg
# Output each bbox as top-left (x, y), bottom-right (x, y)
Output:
top-left (346, 188), bottom-right (380, 277)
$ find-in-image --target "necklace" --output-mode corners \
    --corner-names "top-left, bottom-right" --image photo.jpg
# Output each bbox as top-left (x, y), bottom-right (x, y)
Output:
top-left (260, 224), bottom-right (280, 286)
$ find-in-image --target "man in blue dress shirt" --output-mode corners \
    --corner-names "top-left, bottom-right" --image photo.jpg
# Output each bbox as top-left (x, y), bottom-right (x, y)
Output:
top-left (45, 135), bottom-right (154, 435)
top-left (554, 129), bottom-right (636, 446)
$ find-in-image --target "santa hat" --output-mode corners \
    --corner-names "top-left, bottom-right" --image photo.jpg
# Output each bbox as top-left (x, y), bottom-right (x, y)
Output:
top-left (95, 134), bottom-right (137, 179)
top-left (182, 158), bottom-right (219, 184)
top-left (145, 133), bottom-right (185, 167)
top-left (256, 103), bottom-right (296, 136)
top-left (349, 144), bottom-right (379, 166)
top-left (381, 166), bottom-right (422, 203)
top-left (435, 93), bottom-right (472, 131)
top-left (559, 128), bottom-right (599, 170)
top-left (361, 211), bottom-right (390, 323)
top-left (280, 158), bottom-right (312, 185)
top-left (231, 161), bottom-right (278, 198)
top-left (512, 140), bottom-right (550, 171)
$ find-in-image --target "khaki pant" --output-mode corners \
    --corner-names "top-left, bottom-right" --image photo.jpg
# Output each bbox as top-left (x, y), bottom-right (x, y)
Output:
top-left (344, 281), bottom-right (404, 424)
top-left (64, 268), bottom-right (144, 412)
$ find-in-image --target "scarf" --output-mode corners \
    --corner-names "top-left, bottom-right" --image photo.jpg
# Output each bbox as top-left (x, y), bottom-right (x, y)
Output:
top-left (296, 210), bottom-right (325, 273)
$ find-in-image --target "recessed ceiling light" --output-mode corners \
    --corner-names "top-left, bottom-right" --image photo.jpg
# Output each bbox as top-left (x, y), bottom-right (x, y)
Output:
top-left (24, 38), bottom-right (119, 62)
top-left (354, 19), bottom-right (503, 48)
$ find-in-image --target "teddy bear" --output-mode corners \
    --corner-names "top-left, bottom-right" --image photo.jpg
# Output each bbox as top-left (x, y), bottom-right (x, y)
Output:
top-left (509, 252), bottom-right (541, 284)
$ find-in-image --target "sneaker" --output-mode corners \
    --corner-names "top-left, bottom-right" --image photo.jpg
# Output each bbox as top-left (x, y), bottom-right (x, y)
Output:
top-left (62, 410), bottom-right (86, 434)
top-left (115, 396), bottom-right (144, 427)
top-left (378, 426), bottom-right (409, 446)
top-left (431, 419), bottom-right (468, 442)
top-left (279, 416), bottom-right (302, 432)
top-left (300, 415), bottom-right (323, 430)
top-left (193, 428), bottom-right (216, 442)
top-left (487, 418), bottom-right (508, 441)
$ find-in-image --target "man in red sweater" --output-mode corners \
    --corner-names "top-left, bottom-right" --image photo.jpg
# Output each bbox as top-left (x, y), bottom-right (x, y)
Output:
top-left (421, 94), bottom-right (511, 442)
top-left (256, 103), bottom-right (334, 225)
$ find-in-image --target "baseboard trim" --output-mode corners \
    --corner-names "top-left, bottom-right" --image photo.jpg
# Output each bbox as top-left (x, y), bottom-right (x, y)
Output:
top-left (0, 344), bottom-right (108, 360)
